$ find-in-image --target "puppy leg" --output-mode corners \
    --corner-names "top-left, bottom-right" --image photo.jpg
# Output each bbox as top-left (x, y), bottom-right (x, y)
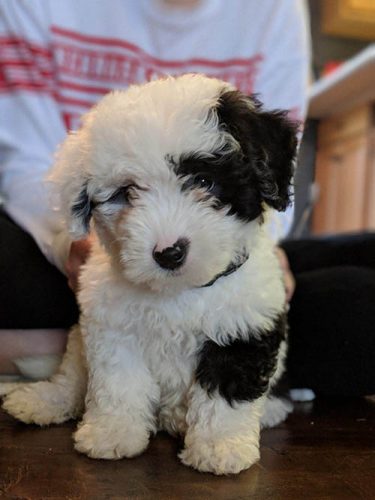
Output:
top-left (158, 397), bottom-right (188, 436)
top-left (1, 326), bottom-right (86, 425)
top-left (261, 340), bottom-right (292, 428)
top-left (74, 335), bottom-right (159, 460)
top-left (180, 384), bottom-right (264, 475)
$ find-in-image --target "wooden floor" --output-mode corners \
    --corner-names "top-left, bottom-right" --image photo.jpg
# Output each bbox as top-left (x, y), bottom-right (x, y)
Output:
top-left (1, 397), bottom-right (374, 499)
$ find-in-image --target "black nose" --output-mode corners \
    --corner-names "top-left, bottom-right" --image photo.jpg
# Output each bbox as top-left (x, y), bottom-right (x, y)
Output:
top-left (153, 238), bottom-right (189, 270)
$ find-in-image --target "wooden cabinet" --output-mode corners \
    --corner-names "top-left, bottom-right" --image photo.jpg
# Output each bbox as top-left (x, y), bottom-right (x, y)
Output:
top-left (308, 46), bottom-right (375, 235)
top-left (312, 104), bottom-right (375, 234)
top-left (364, 128), bottom-right (375, 227)
top-left (322, 0), bottom-right (375, 41)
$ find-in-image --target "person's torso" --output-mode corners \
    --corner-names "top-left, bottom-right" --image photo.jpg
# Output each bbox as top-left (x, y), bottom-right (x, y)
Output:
top-left (43, 0), bottom-right (284, 128)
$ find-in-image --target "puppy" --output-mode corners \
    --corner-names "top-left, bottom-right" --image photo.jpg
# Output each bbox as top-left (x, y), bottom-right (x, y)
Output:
top-left (1, 74), bottom-right (298, 475)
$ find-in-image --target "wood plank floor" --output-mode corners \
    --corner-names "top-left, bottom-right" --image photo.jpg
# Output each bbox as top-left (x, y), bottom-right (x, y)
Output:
top-left (1, 397), bottom-right (374, 499)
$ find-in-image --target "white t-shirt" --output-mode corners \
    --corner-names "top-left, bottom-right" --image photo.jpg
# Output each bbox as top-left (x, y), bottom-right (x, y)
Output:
top-left (0, 0), bottom-right (310, 271)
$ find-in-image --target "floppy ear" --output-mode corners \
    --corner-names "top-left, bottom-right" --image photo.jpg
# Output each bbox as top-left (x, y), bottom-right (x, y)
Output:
top-left (70, 182), bottom-right (92, 237)
top-left (48, 127), bottom-right (92, 239)
top-left (217, 90), bottom-right (299, 212)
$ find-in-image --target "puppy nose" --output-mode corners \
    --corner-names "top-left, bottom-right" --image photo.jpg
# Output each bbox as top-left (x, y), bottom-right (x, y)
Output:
top-left (153, 238), bottom-right (189, 270)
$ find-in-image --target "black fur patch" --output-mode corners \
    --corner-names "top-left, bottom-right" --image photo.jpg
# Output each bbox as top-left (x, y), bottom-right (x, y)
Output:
top-left (175, 91), bottom-right (298, 222)
top-left (71, 184), bottom-right (92, 232)
top-left (196, 314), bottom-right (287, 405)
top-left (177, 151), bottom-right (264, 220)
top-left (216, 90), bottom-right (298, 213)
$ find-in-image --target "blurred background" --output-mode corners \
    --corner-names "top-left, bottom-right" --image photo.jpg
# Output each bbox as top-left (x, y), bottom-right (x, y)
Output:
top-left (292, 0), bottom-right (374, 239)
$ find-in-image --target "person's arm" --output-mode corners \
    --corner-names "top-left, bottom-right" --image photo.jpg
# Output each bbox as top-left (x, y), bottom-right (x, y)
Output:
top-left (254, 0), bottom-right (311, 241)
top-left (0, 0), bottom-right (71, 272)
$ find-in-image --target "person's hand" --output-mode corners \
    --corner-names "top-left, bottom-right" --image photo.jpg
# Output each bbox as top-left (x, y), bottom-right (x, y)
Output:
top-left (274, 247), bottom-right (296, 303)
top-left (65, 236), bottom-right (93, 292)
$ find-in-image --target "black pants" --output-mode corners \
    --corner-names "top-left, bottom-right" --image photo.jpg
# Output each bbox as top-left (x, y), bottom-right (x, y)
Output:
top-left (1, 210), bottom-right (374, 396)
top-left (280, 234), bottom-right (375, 397)
top-left (0, 210), bottom-right (78, 329)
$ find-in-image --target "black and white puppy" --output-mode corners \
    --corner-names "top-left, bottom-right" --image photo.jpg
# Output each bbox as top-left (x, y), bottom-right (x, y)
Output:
top-left (2, 74), bottom-right (298, 475)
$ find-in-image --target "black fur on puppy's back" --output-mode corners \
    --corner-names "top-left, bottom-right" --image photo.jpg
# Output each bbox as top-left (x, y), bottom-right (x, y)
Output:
top-left (196, 314), bottom-right (287, 405)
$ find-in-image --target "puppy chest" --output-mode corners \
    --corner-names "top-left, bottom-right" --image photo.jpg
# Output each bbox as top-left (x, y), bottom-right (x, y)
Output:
top-left (139, 323), bottom-right (203, 391)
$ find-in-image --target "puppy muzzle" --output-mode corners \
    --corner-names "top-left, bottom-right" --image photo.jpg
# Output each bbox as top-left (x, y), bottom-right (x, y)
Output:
top-left (152, 238), bottom-right (190, 270)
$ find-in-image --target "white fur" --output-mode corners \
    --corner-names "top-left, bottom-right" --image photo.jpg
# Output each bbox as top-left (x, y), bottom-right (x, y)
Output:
top-left (1, 75), bottom-right (290, 475)
top-left (2, 326), bottom-right (86, 425)
top-left (180, 384), bottom-right (263, 475)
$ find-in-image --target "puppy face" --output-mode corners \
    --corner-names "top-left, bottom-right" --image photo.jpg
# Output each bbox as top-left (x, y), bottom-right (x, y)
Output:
top-left (51, 75), bottom-right (298, 292)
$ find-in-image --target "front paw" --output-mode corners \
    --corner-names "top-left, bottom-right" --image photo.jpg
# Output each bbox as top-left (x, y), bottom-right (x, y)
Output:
top-left (0, 382), bottom-right (23, 398)
top-left (2, 382), bottom-right (78, 425)
top-left (74, 415), bottom-right (150, 459)
top-left (179, 437), bottom-right (259, 475)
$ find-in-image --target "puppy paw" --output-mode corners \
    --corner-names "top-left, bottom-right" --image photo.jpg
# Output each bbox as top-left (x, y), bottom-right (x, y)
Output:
top-left (74, 415), bottom-right (150, 459)
top-left (260, 396), bottom-right (293, 429)
top-left (2, 382), bottom-right (81, 425)
top-left (0, 382), bottom-right (24, 398)
top-left (179, 438), bottom-right (259, 475)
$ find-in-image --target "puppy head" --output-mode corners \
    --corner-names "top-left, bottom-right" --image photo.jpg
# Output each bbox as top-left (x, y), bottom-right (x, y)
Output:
top-left (50, 74), bottom-right (298, 292)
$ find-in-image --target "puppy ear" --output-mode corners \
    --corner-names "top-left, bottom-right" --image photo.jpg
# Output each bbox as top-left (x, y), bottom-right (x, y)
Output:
top-left (249, 105), bottom-right (299, 211)
top-left (70, 182), bottom-right (92, 237)
top-left (217, 90), bottom-right (299, 212)
top-left (48, 127), bottom-right (92, 239)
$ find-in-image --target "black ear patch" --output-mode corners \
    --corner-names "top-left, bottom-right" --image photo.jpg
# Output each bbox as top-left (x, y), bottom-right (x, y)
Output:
top-left (71, 183), bottom-right (92, 234)
top-left (216, 90), bottom-right (299, 213)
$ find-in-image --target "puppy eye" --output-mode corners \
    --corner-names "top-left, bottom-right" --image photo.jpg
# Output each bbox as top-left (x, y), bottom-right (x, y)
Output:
top-left (105, 184), bottom-right (138, 205)
top-left (194, 174), bottom-right (223, 198)
top-left (182, 174), bottom-right (214, 191)
top-left (181, 173), bottom-right (222, 198)
top-left (193, 175), bottom-right (215, 191)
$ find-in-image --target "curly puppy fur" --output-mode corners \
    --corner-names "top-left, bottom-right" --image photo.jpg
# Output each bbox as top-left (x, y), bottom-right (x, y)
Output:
top-left (1, 75), bottom-right (298, 475)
